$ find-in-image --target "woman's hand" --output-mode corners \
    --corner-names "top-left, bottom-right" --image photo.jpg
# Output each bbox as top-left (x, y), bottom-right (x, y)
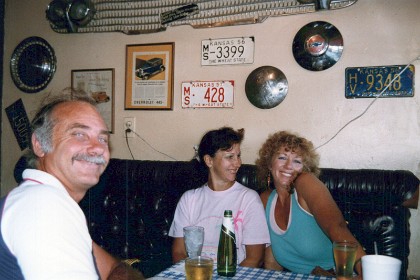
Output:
top-left (239, 244), bottom-right (265, 268)
top-left (263, 246), bottom-right (284, 271)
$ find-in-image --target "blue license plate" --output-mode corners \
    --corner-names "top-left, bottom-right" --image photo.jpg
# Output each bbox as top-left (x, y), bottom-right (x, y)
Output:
top-left (345, 65), bottom-right (415, 98)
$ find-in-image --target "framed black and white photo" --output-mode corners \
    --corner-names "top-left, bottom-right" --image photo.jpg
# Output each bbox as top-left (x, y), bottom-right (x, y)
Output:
top-left (71, 68), bottom-right (115, 133)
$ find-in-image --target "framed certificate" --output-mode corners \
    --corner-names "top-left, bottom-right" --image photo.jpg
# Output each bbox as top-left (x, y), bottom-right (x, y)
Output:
top-left (71, 68), bottom-right (115, 133)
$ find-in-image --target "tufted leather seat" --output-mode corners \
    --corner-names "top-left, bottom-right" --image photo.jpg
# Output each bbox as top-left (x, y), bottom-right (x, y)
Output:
top-left (13, 157), bottom-right (419, 279)
top-left (75, 159), bottom-right (419, 279)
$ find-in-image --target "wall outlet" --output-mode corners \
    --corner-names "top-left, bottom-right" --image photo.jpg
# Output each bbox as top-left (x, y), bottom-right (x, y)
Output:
top-left (123, 117), bottom-right (135, 138)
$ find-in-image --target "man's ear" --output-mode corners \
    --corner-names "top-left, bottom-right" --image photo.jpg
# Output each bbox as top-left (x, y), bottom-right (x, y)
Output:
top-left (203, 154), bottom-right (213, 169)
top-left (31, 133), bottom-right (45, 157)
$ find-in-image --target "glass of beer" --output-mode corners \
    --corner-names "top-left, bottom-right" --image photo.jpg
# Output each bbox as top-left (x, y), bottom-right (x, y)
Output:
top-left (185, 256), bottom-right (213, 280)
top-left (333, 241), bottom-right (358, 279)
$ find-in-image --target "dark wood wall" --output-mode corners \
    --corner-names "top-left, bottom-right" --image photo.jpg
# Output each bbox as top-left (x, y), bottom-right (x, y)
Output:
top-left (0, 0), bottom-right (4, 192)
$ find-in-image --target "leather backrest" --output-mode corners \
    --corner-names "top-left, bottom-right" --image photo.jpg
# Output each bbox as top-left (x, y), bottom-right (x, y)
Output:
top-left (15, 157), bottom-right (418, 279)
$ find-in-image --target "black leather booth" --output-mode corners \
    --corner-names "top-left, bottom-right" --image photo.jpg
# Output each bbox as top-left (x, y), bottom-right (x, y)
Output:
top-left (76, 158), bottom-right (419, 279)
top-left (13, 157), bottom-right (419, 279)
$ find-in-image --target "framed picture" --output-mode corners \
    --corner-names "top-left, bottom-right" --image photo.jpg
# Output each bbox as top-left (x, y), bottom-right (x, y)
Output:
top-left (71, 68), bottom-right (115, 133)
top-left (125, 42), bottom-right (174, 110)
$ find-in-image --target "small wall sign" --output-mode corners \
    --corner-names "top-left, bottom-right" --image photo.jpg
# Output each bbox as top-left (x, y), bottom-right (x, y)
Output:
top-left (182, 80), bottom-right (234, 108)
top-left (201, 37), bottom-right (254, 66)
top-left (160, 4), bottom-right (199, 25)
top-left (5, 99), bottom-right (31, 150)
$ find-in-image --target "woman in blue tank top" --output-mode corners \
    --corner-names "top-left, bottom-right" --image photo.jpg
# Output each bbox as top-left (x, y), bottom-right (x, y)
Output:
top-left (255, 131), bottom-right (365, 278)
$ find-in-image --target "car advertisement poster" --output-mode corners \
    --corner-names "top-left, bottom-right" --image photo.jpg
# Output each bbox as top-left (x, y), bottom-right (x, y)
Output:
top-left (125, 43), bottom-right (174, 110)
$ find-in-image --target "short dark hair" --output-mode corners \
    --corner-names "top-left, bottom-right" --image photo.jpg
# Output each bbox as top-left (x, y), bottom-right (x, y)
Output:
top-left (25, 88), bottom-right (97, 168)
top-left (198, 127), bottom-right (245, 166)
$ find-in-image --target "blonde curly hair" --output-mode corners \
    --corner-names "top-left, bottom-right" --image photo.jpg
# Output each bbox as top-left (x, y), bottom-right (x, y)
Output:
top-left (255, 131), bottom-right (320, 190)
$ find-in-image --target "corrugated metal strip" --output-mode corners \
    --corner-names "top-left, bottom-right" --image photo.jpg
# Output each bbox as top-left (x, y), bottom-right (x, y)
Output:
top-left (48, 0), bottom-right (357, 34)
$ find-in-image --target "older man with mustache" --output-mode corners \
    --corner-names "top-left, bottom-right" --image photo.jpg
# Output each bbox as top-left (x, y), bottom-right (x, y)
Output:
top-left (0, 90), bottom-right (144, 280)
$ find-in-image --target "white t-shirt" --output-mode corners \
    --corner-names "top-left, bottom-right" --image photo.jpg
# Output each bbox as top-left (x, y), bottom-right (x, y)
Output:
top-left (1, 169), bottom-right (98, 280)
top-left (169, 181), bottom-right (270, 263)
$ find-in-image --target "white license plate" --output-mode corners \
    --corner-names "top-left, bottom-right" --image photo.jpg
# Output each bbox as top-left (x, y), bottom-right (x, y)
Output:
top-left (201, 37), bottom-right (254, 66)
top-left (182, 81), bottom-right (234, 108)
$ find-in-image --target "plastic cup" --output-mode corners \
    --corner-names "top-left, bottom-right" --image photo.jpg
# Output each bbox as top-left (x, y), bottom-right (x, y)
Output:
top-left (183, 226), bottom-right (204, 258)
top-left (362, 255), bottom-right (402, 280)
top-left (185, 256), bottom-right (213, 280)
top-left (333, 241), bottom-right (358, 279)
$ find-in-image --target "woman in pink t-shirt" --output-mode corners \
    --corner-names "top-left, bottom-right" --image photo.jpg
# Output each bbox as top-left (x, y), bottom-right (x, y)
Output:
top-left (169, 127), bottom-right (270, 268)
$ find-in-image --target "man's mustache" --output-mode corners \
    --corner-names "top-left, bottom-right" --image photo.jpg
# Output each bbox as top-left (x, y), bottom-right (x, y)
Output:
top-left (72, 154), bottom-right (107, 165)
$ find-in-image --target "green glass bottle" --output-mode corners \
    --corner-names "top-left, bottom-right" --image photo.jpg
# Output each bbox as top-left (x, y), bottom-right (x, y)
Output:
top-left (217, 210), bottom-right (237, 277)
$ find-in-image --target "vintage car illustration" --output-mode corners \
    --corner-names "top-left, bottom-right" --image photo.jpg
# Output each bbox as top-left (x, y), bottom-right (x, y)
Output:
top-left (91, 91), bottom-right (110, 103)
top-left (135, 57), bottom-right (165, 80)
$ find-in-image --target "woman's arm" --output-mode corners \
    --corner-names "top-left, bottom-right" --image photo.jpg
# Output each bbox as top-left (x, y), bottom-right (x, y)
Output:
top-left (295, 173), bottom-right (366, 275)
top-left (238, 191), bottom-right (271, 268)
top-left (263, 246), bottom-right (284, 271)
top-left (239, 244), bottom-right (265, 268)
top-left (92, 242), bottom-right (119, 279)
top-left (172, 237), bottom-right (187, 263)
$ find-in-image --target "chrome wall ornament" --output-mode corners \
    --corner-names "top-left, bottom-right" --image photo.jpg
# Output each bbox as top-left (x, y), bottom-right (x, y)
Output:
top-left (292, 21), bottom-right (344, 71)
top-left (245, 66), bottom-right (288, 109)
top-left (46, 0), bottom-right (96, 32)
top-left (45, 0), bottom-right (357, 34)
top-left (10, 37), bottom-right (57, 93)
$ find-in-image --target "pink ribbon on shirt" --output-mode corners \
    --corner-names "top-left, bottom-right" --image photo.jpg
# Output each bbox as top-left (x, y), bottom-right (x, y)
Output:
top-left (233, 210), bottom-right (244, 232)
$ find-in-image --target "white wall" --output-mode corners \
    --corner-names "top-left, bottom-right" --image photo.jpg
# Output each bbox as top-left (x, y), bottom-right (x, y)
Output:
top-left (2, 0), bottom-right (420, 275)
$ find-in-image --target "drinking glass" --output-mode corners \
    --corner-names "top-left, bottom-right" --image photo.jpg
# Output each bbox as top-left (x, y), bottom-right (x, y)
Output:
top-left (333, 241), bottom-right (358, 280)
top-left (185, 256), bottom-right (213, 280)
top-left (183, 226), bottom-right (204, 258)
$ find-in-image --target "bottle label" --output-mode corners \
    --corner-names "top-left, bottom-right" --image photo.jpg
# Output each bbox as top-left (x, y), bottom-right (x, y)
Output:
top-left (222, 217), bottom-right (235, 235)
top-left (222, 224), bottom-right (235, 240)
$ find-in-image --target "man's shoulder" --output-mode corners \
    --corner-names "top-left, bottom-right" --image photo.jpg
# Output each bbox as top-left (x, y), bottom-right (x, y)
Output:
top-left (6, 182), bottom-right (68, 214)
top-left (12, 181), bottom-right (61, 197)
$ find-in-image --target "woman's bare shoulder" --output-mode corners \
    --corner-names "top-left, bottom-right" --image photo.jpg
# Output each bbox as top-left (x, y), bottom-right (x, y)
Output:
top-left (295, 172), bottom-right (325, 190)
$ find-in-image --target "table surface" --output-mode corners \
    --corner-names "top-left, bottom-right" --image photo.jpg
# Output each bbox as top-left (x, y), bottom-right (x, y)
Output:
top-left (148, 261), bottom-right (336, 280)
